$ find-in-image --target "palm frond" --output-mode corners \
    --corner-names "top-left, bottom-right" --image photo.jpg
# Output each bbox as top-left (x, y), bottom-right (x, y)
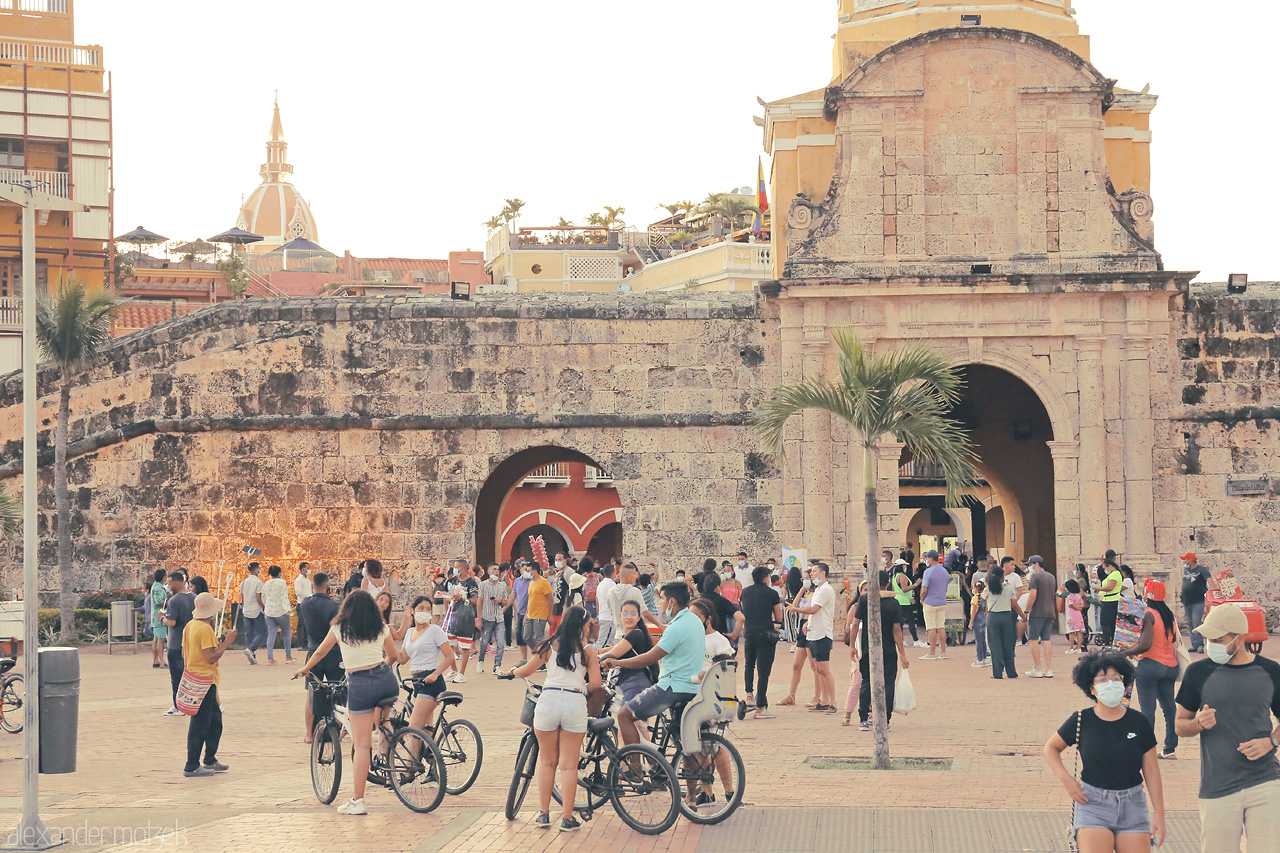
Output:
top-left (750, 378), bottom-right (857, 460)
top-left (34, 278), bottom-right (125, 374)
top-left (0, 483), bottom-right (17, 540)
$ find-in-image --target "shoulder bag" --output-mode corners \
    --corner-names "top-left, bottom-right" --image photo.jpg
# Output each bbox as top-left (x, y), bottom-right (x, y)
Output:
top-left (1067, 708), bottom-right (1084, 853)
top-left (1173, 625), bottom-right (1192, 681)
top-left (176, 669), bottom-right (214, 716)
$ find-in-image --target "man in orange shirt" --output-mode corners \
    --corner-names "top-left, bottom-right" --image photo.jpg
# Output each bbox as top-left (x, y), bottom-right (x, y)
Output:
top-left (524, 565), bottom-right (554, 649)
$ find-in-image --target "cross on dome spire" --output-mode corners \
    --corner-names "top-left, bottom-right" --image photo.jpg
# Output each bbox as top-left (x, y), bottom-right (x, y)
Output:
top-left (262, 95), bottom-right (292, 182)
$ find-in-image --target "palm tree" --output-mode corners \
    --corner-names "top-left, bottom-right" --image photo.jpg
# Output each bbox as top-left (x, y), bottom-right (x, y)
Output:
top-left (501, 198), bottom-right (526, 224)
top-left (659, 202), bottom-right (683, 219)
top-left (752, 329), bottom-right (977, 769)
top-left (483, 215), bottom-right (504, 232)
top-left (34, 278), bottom-right (124, 642)
top-left (704, 193), bottom-right (758, 232)
top-left (0, 484), bottom-right (16, 540)
top-left (675, 199), bottom-right (697, 219)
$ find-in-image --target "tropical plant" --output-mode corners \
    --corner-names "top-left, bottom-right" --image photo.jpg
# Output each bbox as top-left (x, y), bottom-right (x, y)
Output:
top-left (483, 215), bottom-right (504, 232)
top-left (0, 483), bottom-right (16, 540)
top-left (659, 202), bottom-right (683, 218)
top-left (34, 278), bottom-right (124, 643)
top-left (704, 193), bottom-right (758, 230)
top-left (585, 205), bottom-right (626, 230)
top-left (217, 251), bottom-right (250, 299)
top-left (501, 198), bottom-right (526, 223)
top-left (674, 199), bottom-right (698, 219)
top-left (111, 252), bottom-right (134, 288)
top-left (752, 329), bottom-right (977, 770)
top-left (668, 231), bottom-right (697, 250)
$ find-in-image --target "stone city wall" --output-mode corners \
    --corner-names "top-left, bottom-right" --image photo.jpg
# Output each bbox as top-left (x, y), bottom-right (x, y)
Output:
top-left (1159, 285), bottom-right (1280, 622)
top-left (0, 293), bottom-right (783, 600)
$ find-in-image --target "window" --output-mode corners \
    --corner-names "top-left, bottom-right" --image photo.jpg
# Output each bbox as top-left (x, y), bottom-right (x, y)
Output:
top-left (0, 260), bottom-right (49, 298)
top-left (960, 14), bottom-right (981, 26)
top-left (0, 139), bottom-right (25, 169)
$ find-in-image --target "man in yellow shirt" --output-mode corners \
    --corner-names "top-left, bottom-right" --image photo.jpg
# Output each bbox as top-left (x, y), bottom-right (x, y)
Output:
top-left (524, 565), bottom-right (554, 649)
top-left (182, 592), bottom-right (237, 777)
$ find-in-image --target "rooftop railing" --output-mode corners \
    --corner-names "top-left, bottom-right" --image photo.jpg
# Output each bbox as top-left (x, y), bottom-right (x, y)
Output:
top-left (0, 168), bottom-right (70, 199)
top-left (0, 37), bottom-right (102, 68)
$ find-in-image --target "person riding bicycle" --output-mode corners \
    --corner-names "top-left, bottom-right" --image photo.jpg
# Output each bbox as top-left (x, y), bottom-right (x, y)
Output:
top-left (604, 582), bottom-right (705, 751)
top-left (294, 590), bottom-right (400, 816)
top-left (505, 605), bottom-right (601, 833)
top-left (398, 595), bottom-right (456, 734)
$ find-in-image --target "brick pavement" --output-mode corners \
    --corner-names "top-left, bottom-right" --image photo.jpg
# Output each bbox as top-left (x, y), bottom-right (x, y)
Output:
top-left (0, 634), bottom-right (1263, 851)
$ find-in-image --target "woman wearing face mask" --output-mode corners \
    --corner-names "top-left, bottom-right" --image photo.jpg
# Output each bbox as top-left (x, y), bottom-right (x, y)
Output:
top-left (398, 596), bottom-right (455, 734)
top-left (1044, 652), bottom-right (1165, 851)
top-left (777, 569), bottom-right (816, 706)
top-left (602, 600), bottom-right (659, 705)
top-left (1121, 582), bottom-right (1181, 760)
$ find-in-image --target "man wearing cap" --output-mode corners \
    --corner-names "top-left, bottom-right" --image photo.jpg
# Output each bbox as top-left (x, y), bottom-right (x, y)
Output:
top-left (1023, 556), bottom-right (1056, 678)
top-left (1175, 603), bottom-right (1280, 849)
top-left (182, 592), bottom-right (236, 777)
top-left (919, 550), bottom-right (949, 660)
top-left (1181, 553), bottom-right (1211, 654)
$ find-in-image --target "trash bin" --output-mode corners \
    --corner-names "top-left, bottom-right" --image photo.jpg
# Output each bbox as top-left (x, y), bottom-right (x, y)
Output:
top-left (109, 600), bottom-right (133, 637)
top-left (38, 646), bottom-right (78, 774)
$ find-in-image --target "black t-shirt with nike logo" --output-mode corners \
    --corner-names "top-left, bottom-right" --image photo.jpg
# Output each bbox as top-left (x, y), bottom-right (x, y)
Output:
top-left (1057, 707), bottom-right (1157, 790)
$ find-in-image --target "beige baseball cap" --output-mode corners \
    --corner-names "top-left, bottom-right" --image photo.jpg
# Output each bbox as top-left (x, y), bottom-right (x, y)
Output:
top-left (1193, 603), bottom-right (1249, 640)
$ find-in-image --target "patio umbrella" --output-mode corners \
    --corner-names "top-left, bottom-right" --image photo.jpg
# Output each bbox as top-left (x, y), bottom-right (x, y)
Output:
top-left (172, 239), bottom-right (218, 260)
top-left (207, 226), bottom-right (263, 248)
top-left (114, 225), bottom-right (168, 261)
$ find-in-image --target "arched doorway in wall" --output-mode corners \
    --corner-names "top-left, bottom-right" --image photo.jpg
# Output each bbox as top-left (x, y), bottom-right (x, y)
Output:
top-left (474, 445), bottom-right (623, 567)
top-left (586, 522), bottom-right (623, 564)
top-left (508, 524), bottom-right (571, 564)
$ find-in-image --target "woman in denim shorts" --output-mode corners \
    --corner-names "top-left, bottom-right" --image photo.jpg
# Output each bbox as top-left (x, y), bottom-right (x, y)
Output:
top-left (1044, 651), bottom-right (1166, 851)
top-left (295, 590), bottom-right (399, 816)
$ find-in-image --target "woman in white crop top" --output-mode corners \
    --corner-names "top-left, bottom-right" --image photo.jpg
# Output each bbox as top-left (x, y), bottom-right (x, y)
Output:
top-left (361, 558), bottom-right (389, 599)
top-left (294, 590), bottom-right (399, 816)
top-left (508, 605), bottom-right (601, 832)
top-left (397, 595), bottom-right (455, 733)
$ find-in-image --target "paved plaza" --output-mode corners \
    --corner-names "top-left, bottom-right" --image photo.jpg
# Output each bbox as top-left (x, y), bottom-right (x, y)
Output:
top-left (0, 631), bottom-right (1246, 852)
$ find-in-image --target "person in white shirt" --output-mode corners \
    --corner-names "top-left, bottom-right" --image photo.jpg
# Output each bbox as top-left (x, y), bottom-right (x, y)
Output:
top-left (789, 562), bottom-right (837, 712)
top-left (592, 559), bottom-right (617, 648)
top-left (733, 552), bottom-right (755, 590)
top-left (293, 562), bottom-right (313, 648)
top-left (239, 562), bottom-right (265, 664)
top-left (261, 565), bottom-right (294, 664)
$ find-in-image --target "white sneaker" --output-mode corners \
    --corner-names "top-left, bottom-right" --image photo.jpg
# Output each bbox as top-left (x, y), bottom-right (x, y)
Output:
top-left (477, 663), bottom-right (485, 674)
top-left (163, 706), bottom-right (183, 716)
top-left (971, 660), bottom-right (985, 668)
top-left (913, 641), bottom-right (929, 648)
top-left (983, 659), bottom-right (992, 667)
top-left (1042, 669), bottom-right (1054, 678)
top-left (337, 798), bottom-right (367, 815)
top-left (1026, 668), bottom-right (1044, 678)
top-left (920, 654), bottom-right (938, 661)
top-left (453, 673), bottom-right (467, 684)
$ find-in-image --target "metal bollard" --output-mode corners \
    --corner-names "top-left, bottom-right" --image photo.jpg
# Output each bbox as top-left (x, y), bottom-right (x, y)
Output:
top-left (37, 646), bottom-right (78, 774)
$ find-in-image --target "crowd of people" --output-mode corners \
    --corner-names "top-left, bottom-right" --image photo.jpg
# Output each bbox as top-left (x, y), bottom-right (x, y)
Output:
top-left (140, 547), bottom-right (1279, 849)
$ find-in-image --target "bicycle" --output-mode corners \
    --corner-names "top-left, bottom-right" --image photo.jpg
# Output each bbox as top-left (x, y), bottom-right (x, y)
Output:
top-left (395, 666), bottom-right (483, 795)
top-left (645, 659), bottom-right (746, 825)
top-left (0, 658), bottom-right (22, 735)
top-left (498, 671), bottom-right (680, 835)
top-left (306, 675), bottom-right (447, 813)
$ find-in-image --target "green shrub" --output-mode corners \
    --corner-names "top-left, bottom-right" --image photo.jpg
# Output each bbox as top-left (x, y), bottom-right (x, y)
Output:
top-left (37, 608), bottom-right (112, 642)
top-left (80, 589), bottom-right (141, 609)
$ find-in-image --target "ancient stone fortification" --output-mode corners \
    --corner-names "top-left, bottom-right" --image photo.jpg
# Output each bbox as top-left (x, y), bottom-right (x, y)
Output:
top-left (1161, 284), bottom-right (1280, 617)
top-left (0, 293), bottom-right (782, 596)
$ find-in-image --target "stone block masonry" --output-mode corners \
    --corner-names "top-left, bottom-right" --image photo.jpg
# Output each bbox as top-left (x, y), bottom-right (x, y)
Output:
top-left (0, 293), bottom-right (783, 599)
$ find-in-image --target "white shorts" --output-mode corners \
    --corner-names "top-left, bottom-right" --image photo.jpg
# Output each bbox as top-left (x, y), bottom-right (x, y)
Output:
top-left (922, 604), bottom-right (947, 631)
top-left (533, 688), bottom-right (587, 734)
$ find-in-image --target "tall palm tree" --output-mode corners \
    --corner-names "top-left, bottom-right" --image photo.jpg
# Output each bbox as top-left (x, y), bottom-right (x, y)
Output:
top-left (704, 193), bottom-right (758, 231)
top-left (659, 202), bottom-right (683, 219)
top-left (34, 278), bottom-right (124, 642)
top-left (483, 215), bottom-right (504, 232)
top-left (0, 484), bottom-right (16, 540)
top-left (501, 198), bottom-right (526, 224)
top-left (675, 199), bottom-right (698, 219)
top-left (753, 329), bottom-right (977, 769)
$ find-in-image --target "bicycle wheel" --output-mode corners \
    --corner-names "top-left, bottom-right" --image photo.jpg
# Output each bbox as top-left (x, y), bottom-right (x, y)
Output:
top-left (553, 729), bottom-right (612, 812)
top-left (438, 718), bottom-right (483, 795)
top-left (388, 726), bottom-right (447, 813)
top-left (504, 733), bottom-right (538, 820)
top-left (608, 742), bottom-right (679, 836)
top-left (1, 675), bottom-right (24, 735)
top-left (675, 731), bottom-right (745, 825)
top-left (310, 720), bottom-right (342, 805)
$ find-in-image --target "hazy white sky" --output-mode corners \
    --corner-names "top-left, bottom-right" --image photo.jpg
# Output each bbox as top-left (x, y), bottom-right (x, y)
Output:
top-left (78, 0), bottom-right (1276, 281)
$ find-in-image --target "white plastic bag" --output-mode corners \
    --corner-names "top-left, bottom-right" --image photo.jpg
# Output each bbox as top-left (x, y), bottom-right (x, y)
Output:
top-left (893, 669), bottom-right (917, 716)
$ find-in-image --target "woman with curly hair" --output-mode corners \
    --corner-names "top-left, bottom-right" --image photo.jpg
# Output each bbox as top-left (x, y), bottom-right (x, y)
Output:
top-left (1044, 652), bottom-right (1165, 851)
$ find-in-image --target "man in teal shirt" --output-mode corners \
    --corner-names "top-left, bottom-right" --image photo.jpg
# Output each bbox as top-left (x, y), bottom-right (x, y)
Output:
top-left (605, 582), bottom-right (705, 747)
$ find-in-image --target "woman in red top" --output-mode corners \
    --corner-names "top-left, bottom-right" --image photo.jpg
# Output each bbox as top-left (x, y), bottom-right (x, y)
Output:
top-left (1122, 580), bottom-right (1181, 760)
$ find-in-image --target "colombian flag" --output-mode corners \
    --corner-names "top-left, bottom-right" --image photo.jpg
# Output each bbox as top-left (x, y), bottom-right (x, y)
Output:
top-left (753, 157), bottom-right (769, 235)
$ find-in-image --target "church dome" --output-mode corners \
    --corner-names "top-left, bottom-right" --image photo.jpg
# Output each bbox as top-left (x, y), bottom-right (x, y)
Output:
top-left (236, 98), bottom-right (319, 252)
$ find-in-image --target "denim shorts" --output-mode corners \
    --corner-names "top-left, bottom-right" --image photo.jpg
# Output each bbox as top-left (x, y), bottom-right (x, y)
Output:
top-left (625, 684), bottom-right (696, 721)
top-left (1028, 616), bottom-right (1054, 642)
top-left (346, 665), bottom-right (398, 715)
top-left (533, 688), bottom-right (587, 733)
top-left (1074, 782), bottom-right (1150, 835)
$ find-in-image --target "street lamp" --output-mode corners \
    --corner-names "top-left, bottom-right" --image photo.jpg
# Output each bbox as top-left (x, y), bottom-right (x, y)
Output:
top-left (0, 179), bottom-right (88, 851)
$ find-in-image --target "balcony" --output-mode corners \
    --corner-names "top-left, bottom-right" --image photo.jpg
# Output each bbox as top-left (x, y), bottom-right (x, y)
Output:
top-left (0, 37), bottom-right (101, 69)
top-left (0, 167), bottom-right (70, 199)
top-left (0, 296), bottom-right (18, 330)
top-left (520, 463), bottom-right (572, 488)
top-left (583, 466), bottom-right (614, 488)
top-left (899, 459), bottom-right (987, 486)
top-left (0, 0), bottom-right (68, 13)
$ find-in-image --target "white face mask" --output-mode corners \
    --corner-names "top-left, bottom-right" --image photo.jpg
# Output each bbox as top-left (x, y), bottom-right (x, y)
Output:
top-left (413, 611), bottom-right (431, 625)
top-left (1206, 638), bottom-right (1235, 665)
top-left (738, 560), bottom-right (746, 568)
top-left (521, 571), bottom-right (531, 580)
top-left (1095, 681), bottom-right (1126, 708)
top-left (555, 561), bottom-right (565, 569)
top-left (489, 573), bottom-right (498, 580)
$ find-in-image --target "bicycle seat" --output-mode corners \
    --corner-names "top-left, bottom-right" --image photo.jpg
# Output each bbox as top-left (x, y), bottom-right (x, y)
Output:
top-left (438, 691), bottom-right (463, 707)
top-left (0, 659), bottom-right (13, 675)
top-left (587, 717), bottom-right (616, 735)
top-left (375, 696), bottom-right (399, 709)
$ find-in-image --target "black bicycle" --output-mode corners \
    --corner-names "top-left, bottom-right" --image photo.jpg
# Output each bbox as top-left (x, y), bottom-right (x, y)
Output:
top-left (645, 660), bottom-right (746, 825)
top-left (0, 658), bottom-right (22, 735)
top-left (498, 672), bottom-right (680, 835)
top-left (395, 667), bottom-right (484, 796)
top-left (306, 675), bottom-right (447, 813)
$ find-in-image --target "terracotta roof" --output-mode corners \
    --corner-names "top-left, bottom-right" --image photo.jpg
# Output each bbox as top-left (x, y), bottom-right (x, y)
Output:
top-left (112, 302), bottom-right (202, 336)
top-left (356, 258), bottom-right (448, 272)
